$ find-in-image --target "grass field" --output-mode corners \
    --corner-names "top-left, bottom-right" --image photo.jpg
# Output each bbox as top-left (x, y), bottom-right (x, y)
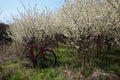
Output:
top-left (0, 47), bottom-right (120, 80)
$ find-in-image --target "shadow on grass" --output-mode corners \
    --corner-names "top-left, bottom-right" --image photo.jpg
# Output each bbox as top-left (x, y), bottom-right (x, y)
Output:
top-left (93, 48), bottom-right (120, 74)
top-left (54, 48), bottom-right (76, 67)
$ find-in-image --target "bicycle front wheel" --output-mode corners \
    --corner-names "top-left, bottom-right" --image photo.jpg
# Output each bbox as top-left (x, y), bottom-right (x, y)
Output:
top-left (36, 49), bottom-right (56, 68)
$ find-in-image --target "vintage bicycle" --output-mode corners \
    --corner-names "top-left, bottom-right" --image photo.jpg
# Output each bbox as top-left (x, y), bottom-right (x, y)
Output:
top-left (22, 30), bottom-right (56, 68)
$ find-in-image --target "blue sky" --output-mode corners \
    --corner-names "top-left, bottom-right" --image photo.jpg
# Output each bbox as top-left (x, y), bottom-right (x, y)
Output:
top-left (0, 0), bottom-right (65, 23)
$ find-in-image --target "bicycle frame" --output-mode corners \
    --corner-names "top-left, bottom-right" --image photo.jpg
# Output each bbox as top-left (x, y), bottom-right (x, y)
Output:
top-left (23, 29), bottom-right (45, 59)
top-left (24, 42), bottom-right (46, 61)
top-left (22, 30), bottom-right (56, 67)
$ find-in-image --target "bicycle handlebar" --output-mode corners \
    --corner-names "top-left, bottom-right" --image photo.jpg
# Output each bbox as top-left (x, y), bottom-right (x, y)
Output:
top-left (37, 30), bottom-right (45, 39)
top-left (23, 29), bottom-right (46, 44)
top-left (37, 30), bottom-right (45, 34)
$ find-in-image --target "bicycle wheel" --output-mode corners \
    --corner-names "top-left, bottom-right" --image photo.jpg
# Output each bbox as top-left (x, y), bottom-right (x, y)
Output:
top-left (22, 50), bottom-right (29, 60)
top-left (22, 48), bottom-right (38, 60)
top-left (22, 50), bottom-right (32, 67)
top-left (36, 49), bottom-right (56, 68)
top-left (22, 49), bottom-right (38, 67)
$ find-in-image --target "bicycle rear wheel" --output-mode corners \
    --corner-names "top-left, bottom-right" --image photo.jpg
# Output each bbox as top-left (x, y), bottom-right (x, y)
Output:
top-left (22, 50), bottom-right (30, 60)
top-left (22, 48), bottom-right (38, 60)
top-left (36, 49), bottom-right (56, 68)
top-left (22, 50), bottom-right (33, 67)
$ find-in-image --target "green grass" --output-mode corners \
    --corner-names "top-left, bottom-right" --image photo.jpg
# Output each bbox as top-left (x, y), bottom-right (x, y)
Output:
top-left (0, 47), bottom-right (120, 80)
top-left (0, 62), bottom-right (68, 80)
top-left (93, 48), bottom-right (120, 73)
top-left (10, 72), bottom-right (22, 80)
top-left (30, 68), bottom-right (67, 80)
top-left (0, 47), bottom-right (70, 80)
